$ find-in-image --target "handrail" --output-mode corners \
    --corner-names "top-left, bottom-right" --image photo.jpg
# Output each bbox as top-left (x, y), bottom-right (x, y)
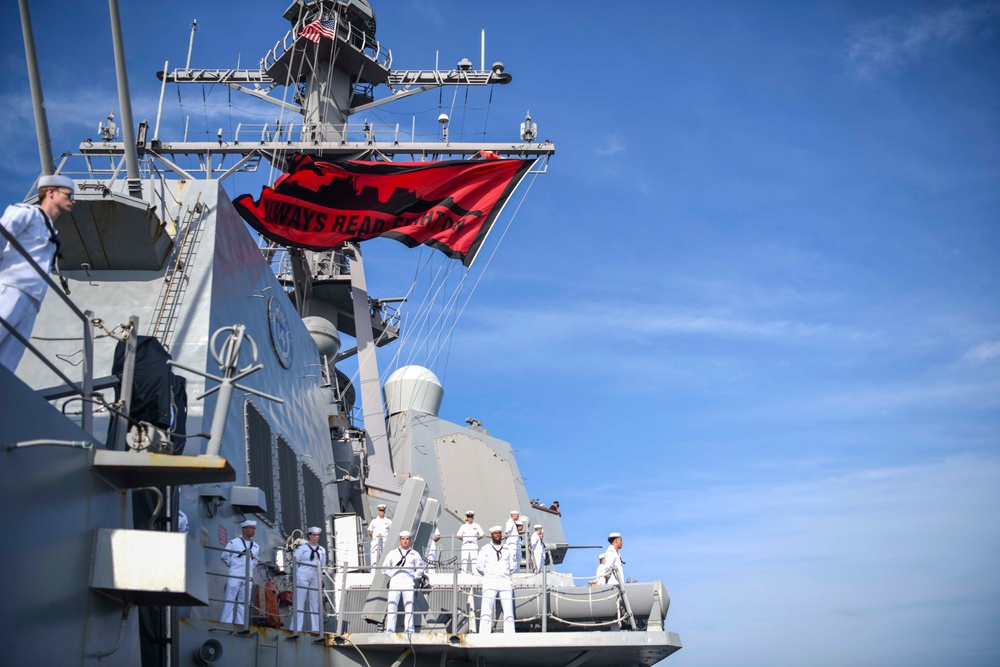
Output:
top-left (0, 218), bottom-right (94, 432)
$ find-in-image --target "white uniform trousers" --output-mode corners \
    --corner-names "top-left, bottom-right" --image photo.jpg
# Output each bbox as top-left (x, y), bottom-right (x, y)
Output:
top-left (291, 574), bottom-right (320, 632)
top-left (370, 537), bottom-right (385, 568)
top-left (0, 285), bottom-right (39, 372)
top-left (385, 586), bottom-right (415, 633)
top-left (460, 543), bottom-right (479, 572)
top-left (479, 577), bottom-right (515, 634)
top-left (221, 578), bottom-right (248, 625)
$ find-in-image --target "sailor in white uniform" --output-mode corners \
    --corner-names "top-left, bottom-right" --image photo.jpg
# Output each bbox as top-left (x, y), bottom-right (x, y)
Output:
top-left (456, 511), bottom-right (484, 573)
top-left (368, 504), bottom-right (391, 568)
top-left (603, 532), bottom-right (625, 585)
top-left (529, 524), bottom-right (546, 571)
top-left (592, 553), bottom-right (611, 585)
top-left (0, 175), bottom-right (74, 372)
top-left (502, 510), bottom-right (520, 547)
top-left (503, 510), bottom-right (522, 571)
top-left (604, 531), bottom-right (627, 630)
top-left (475, 526), bottom-right (518, 633)
top-left (382, 530), bottom-right (425, 633)
top-left (425, 527), bottom-right (441, 573)
top-left (291, 527), bottom-right (327, 632)
top-left (221, 520), bottom-right (260, 625)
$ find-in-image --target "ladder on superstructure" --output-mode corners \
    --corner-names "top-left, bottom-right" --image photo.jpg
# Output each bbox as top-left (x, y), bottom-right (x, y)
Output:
top-left (147, 194), bottom-right (207, 349)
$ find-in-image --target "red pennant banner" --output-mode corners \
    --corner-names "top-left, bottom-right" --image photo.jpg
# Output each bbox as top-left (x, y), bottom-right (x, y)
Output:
top-left (234, 155), bottom-right (535, 266)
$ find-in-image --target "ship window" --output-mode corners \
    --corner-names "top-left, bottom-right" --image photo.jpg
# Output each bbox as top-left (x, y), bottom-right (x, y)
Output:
top-left (302, 463), bottom-right (325, 534)
top-left (244, 401), bottom-right (276, 525)
top-left (277, 436), bottom-right (302, 535)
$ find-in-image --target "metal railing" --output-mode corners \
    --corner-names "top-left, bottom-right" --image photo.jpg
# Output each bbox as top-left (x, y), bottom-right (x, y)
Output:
top-left (0, 219), bottom-right (96, 434)
top-left (200, 537), bottom-right (640, 635)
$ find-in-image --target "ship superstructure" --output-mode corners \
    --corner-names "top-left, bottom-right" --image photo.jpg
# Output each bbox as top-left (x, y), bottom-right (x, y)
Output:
top-left (1, 1), bottom-right (680, 665)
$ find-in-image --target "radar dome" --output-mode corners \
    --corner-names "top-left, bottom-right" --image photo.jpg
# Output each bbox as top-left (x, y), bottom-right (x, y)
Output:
top-left (383, 365), bottom-right (443, 417)
top-left (302, 316), bottom-right (341, 359)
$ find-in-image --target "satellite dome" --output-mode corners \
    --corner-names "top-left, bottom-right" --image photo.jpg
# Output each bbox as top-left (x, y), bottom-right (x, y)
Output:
top-left (383, 365), bottom-right (443, 417)
top-left (302, 316), bottom-right (341, 359)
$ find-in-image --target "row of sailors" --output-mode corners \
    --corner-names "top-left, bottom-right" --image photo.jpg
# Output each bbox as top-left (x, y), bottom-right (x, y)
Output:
top-left (381, 526), bottom-right (627, 634)
top-left (220, 520), bottom-right (329, 631)
top-left (222, 518), bottom-right (626, 634)
top-left (371, 506), bottom-right (551, 573)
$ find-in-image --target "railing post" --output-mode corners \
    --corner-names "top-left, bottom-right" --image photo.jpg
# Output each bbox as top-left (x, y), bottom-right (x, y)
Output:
top-left (315, 559), bottom-right (323, 632)
top-left (541, 555), bottom-right (548, 633)
top-left (81, 310), bottom-right (95, 434)
top-left (336, 562), bottom-right (347, 635)
top-left (113, 316), bottom-right (138, 450)
top-left (451, 565), bottom-right (459, 635)
top-left (242, 546), bottom-right (251, 631)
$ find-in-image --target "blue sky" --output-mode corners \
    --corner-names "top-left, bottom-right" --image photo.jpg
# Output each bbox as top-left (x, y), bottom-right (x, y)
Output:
top-left (3, 1), bottom-right (999, 665)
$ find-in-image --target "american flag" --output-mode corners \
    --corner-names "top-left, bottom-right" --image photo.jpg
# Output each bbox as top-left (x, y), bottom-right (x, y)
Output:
top-left (299, 19), bottom-right (337, 43)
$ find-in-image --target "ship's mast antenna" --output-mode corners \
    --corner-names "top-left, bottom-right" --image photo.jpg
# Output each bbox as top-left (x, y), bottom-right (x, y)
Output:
top-left (108, 0), bottom-right (142, 197)
top-left (17, 0), bottom-right (54, 176)
top-left (185, 19), bottom-right (197, 69)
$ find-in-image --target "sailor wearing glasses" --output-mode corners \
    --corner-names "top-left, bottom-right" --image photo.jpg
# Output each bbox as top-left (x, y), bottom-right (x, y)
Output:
top-left (0, 174), bottom-right (74, 371)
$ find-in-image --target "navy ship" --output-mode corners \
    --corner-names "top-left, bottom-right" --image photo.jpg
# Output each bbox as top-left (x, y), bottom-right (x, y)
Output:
top-left (1, 1), bottom-right (681, 664)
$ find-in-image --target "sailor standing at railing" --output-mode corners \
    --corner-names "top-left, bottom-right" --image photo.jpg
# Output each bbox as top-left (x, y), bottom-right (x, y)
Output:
top-left (381, 530), bottom-right (425, 634)
top-left (456, 510), bottom-right (485, 573)
top-left (603, 532), bottom-right (626, 584)
top-left (0, 175), bottom-right (74, 372)
top-left (368, 503), bottom-right (391, 568)
top-left (475, 526), bottom-right (518, 634)
top-left (425, 527), bottom-right (441, 572)
top-left (529, 524), bottom-right (546, 571)
top-left (503, 510), bottom-right (522, 571)
top-left (291, 526), bottom-right (327, 633)
top-left (220, 520), bottom-right (260, 625)
top-left (604, 531), bottom-right (627, 630)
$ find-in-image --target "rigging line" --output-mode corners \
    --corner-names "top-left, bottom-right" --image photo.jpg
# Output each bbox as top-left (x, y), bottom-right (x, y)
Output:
top-left (458, 85), bottom-right (469, 142)
top-left (447, 85), bottom-right (459, 136)
top-left (383, 255), bottom-right (454, 378)
top-left (394, 257), bottom-right (453, 374)
top-left (409, 260), bottom-right (464, 371)
top-left (483, 85), bottom-right (494, 140)
top-left (420, 261), bottom-right (474, 369)
top-left (428, 173), bottom-right (538, 370)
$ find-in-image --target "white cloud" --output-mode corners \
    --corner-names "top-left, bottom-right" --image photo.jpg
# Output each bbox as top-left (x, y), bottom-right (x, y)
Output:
top-left (848, 3), bottom-right (1000, 78)
top-left (964, 340), bottom-right (1000, 361)
top-left (594, 132), bottom-right (626, 156)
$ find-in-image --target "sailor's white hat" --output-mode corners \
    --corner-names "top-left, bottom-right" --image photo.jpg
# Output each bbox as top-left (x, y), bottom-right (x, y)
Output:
top-left (534, 524), bottom-right (543, 529)
top-left (307, 526), bottom-right (322, 534)
top-left (515, 519), bottom-right (523, 526)
top-left (488, 525), bottom-right (503, 533)
top-left (608, 532), bottom-right (621, 539)
top-left (465, 510), bottom-right (475, 516)
top-left (433, 528), bottom-right (441, 537)
top-left (598, 553), bottom-right (606, 560)
top-left (377, 504), bottom-right (386, 510)
top-left (38, 174), bottom-right (74, 192)
top-left (241, 519), bottom-right (257, 528)
top-left (399, 530), bottom-right (412, 538)
top-left (510, 509), bottom-right (520, 515)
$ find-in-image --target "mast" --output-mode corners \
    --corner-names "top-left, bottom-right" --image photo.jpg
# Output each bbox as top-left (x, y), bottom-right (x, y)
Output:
top-left (17, 0), bottom-right (54, 176)
top-left (108, 0), bottom-right (143, 197)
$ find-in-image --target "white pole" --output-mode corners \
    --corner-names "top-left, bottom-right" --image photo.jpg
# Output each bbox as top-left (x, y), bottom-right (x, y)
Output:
top-left (481, 30), bottom-right (485, 71)
top-left (153, 60), bottom-right (168, 141)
